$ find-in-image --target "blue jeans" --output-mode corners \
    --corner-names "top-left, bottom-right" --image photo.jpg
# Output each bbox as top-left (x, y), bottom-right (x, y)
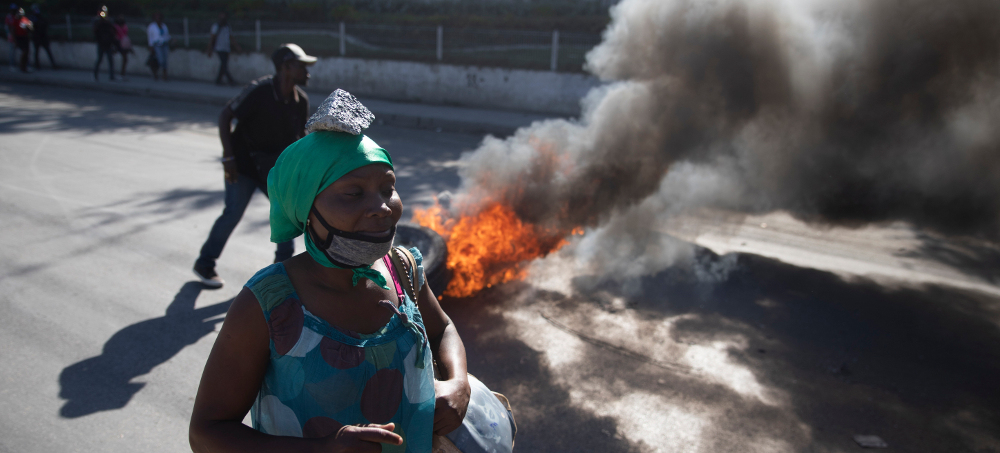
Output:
top-left (153, 43), bottom-right (168, 69)
top-left (215, 51), bottom-right (234, 84)
top-left (196, 172), bottom-right (293, 269)
top-left (94, 44), bottom-right (115, 79)
top-left (8, 40), bottom-right (17, 68)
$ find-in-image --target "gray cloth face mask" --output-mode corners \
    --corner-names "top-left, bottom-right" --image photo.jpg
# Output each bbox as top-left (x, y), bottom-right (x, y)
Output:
top-left (307, 207), bottom-right (395, 268)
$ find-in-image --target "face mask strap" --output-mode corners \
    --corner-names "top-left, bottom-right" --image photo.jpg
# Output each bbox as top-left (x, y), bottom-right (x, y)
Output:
top-left (310, 205), bottom-right (338, 233)
top-left (309, 206), bottom-right (395, 243)
top-left (306, 208), bottom-right (334, 251)
top-left (306, 221), bottom-right (333, 253)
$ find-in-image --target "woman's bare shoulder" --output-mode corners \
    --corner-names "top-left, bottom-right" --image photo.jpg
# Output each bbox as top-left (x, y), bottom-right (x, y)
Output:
top-left (220, 287), bottom-right (269, 343)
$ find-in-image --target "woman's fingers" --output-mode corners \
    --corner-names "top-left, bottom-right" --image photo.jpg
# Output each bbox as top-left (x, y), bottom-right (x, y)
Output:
top-left (355, 428), bottom-right (403, 445)
top-left (328, 423), bottom-right (403, 452)
top-left (351, 423), bottom-right (403, 445)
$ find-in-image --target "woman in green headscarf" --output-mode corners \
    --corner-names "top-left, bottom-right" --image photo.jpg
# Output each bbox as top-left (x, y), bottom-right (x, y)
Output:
top-left (190, 91), bottom-right (470, 453)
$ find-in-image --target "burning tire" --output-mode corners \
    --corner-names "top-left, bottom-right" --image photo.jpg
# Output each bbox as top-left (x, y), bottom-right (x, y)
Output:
top-left (393, 222), bottom-right (451, 296)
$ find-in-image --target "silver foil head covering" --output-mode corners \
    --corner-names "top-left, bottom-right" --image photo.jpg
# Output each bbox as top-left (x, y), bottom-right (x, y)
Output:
top-left (304, 89), bottom-right (374, 136)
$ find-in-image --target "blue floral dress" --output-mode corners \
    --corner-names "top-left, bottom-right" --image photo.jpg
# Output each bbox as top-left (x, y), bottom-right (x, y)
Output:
top-left (245, 250), bottom-right (435, 453)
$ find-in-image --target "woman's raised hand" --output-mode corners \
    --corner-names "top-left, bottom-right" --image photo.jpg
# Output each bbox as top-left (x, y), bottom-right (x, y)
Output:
top-left (322, 423), bottom-right (403, 453)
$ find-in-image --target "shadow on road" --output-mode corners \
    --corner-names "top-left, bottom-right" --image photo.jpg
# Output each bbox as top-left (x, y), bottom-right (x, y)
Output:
top-left (904, 231), bottom-right (1000, 285)
top-left (76, 188), bottom-right (225, 229)
top-left (0, 187), bottom-right (228, 284)
top-left (443, 285), bottom-right (643, 453)
top-left (0, 83), bottom-right (218, 135)
top-left (0, 81), bottom-right (479, 216)
top-left (445, 247), bottom-right (1000, 452)
top-left (655, 252), bottom-right (1000, 451)
top-left (58, 282), bottom-right (231, 418)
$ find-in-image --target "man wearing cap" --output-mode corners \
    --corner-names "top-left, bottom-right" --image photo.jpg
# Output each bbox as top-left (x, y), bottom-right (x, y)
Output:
top-left (92, 6), bottom-right (115, 80)
top-left (193, 43), bottom-right (317, 288)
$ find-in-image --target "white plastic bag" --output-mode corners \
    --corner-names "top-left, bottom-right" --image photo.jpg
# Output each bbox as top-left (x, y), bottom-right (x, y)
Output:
top-left (437, 375), bottom-right (516, 453)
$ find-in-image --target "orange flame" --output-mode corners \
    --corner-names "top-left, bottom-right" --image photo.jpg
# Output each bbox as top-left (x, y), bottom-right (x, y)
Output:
top-left (413, 200), bottom-right (575, 298)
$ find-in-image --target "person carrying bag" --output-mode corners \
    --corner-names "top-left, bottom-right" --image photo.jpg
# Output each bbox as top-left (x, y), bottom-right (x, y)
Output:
top-left (389, 247), bottom-right (517, 453)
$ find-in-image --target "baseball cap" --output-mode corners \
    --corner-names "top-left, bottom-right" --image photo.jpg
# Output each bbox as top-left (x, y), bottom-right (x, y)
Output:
top-left (271, 44), bottom-right (317, 68)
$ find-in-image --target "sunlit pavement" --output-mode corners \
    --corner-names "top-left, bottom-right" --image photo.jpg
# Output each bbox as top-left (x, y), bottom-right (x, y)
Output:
top-left (2, 80), bottom-right (999, 452)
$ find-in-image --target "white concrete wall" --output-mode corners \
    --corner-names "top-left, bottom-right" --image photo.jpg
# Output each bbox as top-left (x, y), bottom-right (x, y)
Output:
top-left (32, 42), bottom-right (599, 115)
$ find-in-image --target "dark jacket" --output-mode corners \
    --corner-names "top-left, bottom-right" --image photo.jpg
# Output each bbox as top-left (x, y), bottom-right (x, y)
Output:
top-left (30, 12), bottom-right (48, 42)
top-left (92, 17), bottom-right (116, 47)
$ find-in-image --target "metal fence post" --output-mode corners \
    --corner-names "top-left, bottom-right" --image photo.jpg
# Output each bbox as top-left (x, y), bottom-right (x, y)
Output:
top-left (183, 17), bottom-right (189, 47)
top-left (436, 25), bottom-right (443, 61)
top-left (65, 14), bottom-right (71, 41)
top-left (550, 30), bottom-right (560, 72)
top-left (339, 22), bottom-right (345, 56)
top-left (255, 20), bottom-right (261, 52)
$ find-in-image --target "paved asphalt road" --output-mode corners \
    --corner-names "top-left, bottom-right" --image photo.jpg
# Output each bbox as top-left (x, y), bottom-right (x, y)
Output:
top-left (0, 82), bottom-right (483, 453)
top-left (2, 81), bottom-right (1000, 453)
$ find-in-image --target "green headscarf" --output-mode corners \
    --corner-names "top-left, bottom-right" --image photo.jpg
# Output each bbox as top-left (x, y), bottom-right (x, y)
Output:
top-left (268, 130), bottom-right (394, 289)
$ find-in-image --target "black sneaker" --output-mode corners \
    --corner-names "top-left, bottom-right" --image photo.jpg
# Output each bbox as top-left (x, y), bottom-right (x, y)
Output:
top-left (193, 265), bottom-right (224, 288)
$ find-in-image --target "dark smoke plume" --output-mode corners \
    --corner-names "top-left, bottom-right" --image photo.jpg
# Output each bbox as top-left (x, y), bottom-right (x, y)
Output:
top-left (448, 0), bottom-right (1000, 283)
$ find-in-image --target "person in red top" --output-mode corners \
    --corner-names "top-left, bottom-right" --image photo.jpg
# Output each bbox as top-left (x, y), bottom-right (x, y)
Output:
top-left (112, 14), bottom-right (132, 79)
top-left (9, 7), bottom-right (30, 72)
top-left (5, 4), bottom-right (18, 71)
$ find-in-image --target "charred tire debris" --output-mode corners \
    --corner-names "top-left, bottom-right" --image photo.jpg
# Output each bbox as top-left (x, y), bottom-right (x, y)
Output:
top-left (393, 222), bottom-right (451, 296)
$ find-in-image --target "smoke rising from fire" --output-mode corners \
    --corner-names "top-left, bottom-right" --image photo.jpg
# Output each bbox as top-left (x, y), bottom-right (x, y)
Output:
top-left (421, 0), bottom-right (1000, 294)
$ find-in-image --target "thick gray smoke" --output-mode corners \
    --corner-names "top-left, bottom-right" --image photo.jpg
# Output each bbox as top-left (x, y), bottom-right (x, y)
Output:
top-left (447, 0), bottom-right (1000, 285)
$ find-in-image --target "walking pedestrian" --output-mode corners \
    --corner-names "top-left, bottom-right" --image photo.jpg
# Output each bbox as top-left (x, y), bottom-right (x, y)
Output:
top-left (146, 12), bottom-right (170, 81)
top-left (92, 6), bottom-right (115, 81)
top-left (8, 6), bottom-right (30, 72)
top-left (10, 7), bottom-right (30, 72)
top-left (30, 4), bottom-right (56, 70)
top-left (207, 12), bottom-right (240, 86)
top-left (4, 4), bottom-right (16, 71)
top-left (112, 14), bottom-right (132, 79)
top-left (189, 90), bottom-right (471, 453)
top-left (192, 44), bottom-right (317, 288)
